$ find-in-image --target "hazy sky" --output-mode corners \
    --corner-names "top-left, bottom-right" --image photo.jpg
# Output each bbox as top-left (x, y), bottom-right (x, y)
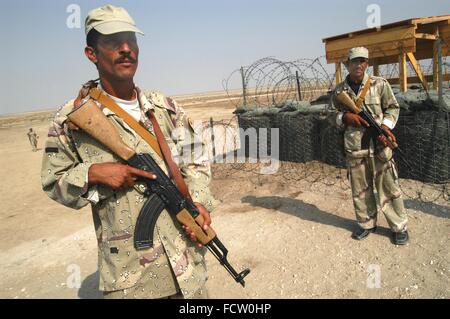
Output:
top-left (0, 0), bottom-right (449, 115)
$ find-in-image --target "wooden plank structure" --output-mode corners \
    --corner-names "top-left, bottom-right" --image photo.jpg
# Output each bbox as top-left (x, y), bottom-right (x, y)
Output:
top-left (323, 15), bottom-right (450, 92)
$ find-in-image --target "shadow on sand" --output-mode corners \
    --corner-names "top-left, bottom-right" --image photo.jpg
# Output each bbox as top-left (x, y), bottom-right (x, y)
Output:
top-left (241, 195), bottom-right (393, 239)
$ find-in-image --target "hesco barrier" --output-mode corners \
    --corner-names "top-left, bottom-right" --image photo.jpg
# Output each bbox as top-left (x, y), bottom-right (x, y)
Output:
top-left (237, 114), bottom-right (272, 159)
top-left (272, 112), bottom-right (320, 163)
top-left (236, 101), bottom-right (450, 184)
top-left (393, 111), bottom-right (450, 183)
top-left (318, 120), bottom-right (347, 168)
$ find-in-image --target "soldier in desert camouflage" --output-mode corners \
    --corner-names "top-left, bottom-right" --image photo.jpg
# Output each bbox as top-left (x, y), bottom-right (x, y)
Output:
top-left (27, 128), bottom-right (38, 151)
top-left (329, 47), bottom-right (409, 245)
top-left (41, 5), bottom-right (218, 298)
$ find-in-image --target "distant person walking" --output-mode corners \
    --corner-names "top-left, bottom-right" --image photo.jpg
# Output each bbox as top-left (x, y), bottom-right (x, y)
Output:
top-left (27, 128), bottom-right (38, 151)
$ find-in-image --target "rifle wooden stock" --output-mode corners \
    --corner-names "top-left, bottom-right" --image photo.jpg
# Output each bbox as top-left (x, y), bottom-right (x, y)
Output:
top-left (67, 100), bottom-right (136, 161)
top-left (336, 92), bottom-right (361, 113)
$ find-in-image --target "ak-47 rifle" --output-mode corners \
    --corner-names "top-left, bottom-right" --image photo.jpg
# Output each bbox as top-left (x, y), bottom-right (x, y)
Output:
top-left (67, 99), bottom-right (250, 287)
top-left (336, 91), bottom-right (412, 170)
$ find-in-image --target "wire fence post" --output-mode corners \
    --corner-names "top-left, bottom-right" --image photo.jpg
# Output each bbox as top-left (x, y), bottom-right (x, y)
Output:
top-left (241, 66), bottom-right (247, 106)
top-left (436, 39), bottom-right (445, 111)
top-left (209, 117), bottom-right (216, 163)
top-left (296, 70), bottom-right (302, 101)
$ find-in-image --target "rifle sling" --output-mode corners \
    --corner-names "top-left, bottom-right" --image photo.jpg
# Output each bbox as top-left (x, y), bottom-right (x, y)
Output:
top-left (147, 110), bottom-right (192, 201)
top-left (355, 76), bottom-right (378, 150)
top-left (355, 75), bottom-right (372, 109)
top-left (88, 88), bottom-right (191, 200)
top-left (89, 88), bottom-right (163, 159)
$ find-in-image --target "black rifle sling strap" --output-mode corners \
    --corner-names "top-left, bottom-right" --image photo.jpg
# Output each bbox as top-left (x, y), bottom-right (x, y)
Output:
top-left (88, 87), bottom-right (192, 200)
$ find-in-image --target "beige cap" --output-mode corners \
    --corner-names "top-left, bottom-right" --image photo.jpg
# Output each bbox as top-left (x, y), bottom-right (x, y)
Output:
top-left (85, 4), bottom-right (144, 36)
top-left (348, 47), bottom-right (369, 60)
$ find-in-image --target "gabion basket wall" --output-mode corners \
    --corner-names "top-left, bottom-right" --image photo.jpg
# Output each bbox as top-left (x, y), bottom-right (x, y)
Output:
top-left (238, 107), bottom-right (449, 184)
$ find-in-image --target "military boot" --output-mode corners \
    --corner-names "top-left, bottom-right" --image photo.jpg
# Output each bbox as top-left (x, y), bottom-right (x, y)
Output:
top-left (393, 230), bottom-right (409, 245)
top-left (351, 227), bottom-right (377, 240)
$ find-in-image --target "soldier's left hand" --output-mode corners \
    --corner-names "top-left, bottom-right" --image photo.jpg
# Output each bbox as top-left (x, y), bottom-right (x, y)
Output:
top-left (377, 124), bottom-right (396, 148)
top-left (182, 202), bottom-right (212, 247)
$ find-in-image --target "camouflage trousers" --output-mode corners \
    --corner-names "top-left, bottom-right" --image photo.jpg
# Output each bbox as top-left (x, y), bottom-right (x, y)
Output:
top-left (347, 155), bottom-right (407, 232)
top-left (29, 138), bottom-right (37, 151)
top-left (103, 284), bottom-right (208, 299)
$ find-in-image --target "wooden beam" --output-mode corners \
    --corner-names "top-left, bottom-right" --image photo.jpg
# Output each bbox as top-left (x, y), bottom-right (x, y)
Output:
top-left (415, 33), bottom-right (438, 40)
top-left (432, 45), bottom-right (439, 90)
top-left (373, 60), bottom-right (380, 76)
top-left (411, 16), bottom-right (450, 25)
top-left (406, 52), bottom-right (429, 91)
top-left (386, 73), bottom-right (450, 85)
top-left (398, 53), bottom-right (407, 92)
top-left (324, 18), bottom-right (450, 65)
top-left (416, 20), bottom-right (449, 35)
top-left (367, 39), bottom-right (449, 66)
top-left (436, 39), bottom-right (444, 109)
top-left (322, 18), bottom-right (420, 43)
top-left (433, 27), bottom-right (440, 90)
top-left (335, 62), bottom-right (342, 85)
top-left (326, 38), bottom-right (416, 63)
top-left (325, 25), bottom-right (415, 52)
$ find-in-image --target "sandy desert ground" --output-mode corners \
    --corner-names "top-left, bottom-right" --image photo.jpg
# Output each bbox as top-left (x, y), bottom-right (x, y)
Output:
top-left (0, 93), bottom-right (449, 299)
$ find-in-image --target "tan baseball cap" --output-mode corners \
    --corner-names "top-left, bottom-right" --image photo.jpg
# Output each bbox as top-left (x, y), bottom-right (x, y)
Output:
top-left (348, 47), bottom-right (369, 60)
top-left (85, 4), bottom-right (144, 36)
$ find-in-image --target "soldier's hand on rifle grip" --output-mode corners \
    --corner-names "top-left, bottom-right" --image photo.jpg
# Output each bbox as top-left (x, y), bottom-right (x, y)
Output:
top-left (182, 202), bottom-right (212, 248)
top-left (377, 124), bottom-right (397, 148)
top-left (88, 162), bottom-right (156, 190)
top-left (342, 112), bottom-right (369, 128)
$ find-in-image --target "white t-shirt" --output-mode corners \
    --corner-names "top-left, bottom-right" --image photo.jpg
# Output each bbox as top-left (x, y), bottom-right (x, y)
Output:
top-left (105, 91), bottom-right (141, 122)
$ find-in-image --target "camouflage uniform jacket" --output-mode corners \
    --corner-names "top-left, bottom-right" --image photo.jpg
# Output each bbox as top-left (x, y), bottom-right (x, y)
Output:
top-left (329, 73), bottom-right (400, 159)
top-left (41, 85), bottom-right (219, 298)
